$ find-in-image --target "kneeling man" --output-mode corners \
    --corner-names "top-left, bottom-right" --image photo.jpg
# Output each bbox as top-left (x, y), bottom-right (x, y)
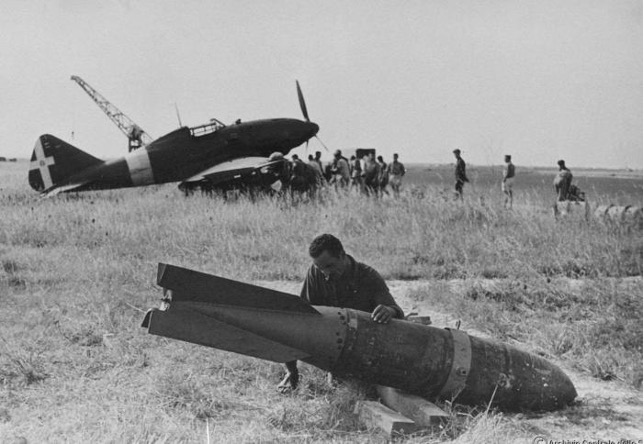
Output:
top-left (278, 233), bottom-right (404, 392)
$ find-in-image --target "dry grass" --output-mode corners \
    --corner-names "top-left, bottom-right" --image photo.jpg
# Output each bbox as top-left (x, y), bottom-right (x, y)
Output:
top-left (0, 161), bottom-right (641, 442)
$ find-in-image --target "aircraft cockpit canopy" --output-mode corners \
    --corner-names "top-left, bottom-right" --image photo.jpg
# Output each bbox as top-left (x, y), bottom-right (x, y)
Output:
top-left (190, 118), bottom-right (226, 138)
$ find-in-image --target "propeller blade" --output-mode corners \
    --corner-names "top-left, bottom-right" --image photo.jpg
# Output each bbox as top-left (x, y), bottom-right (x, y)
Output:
top-left (296, 80), bottom-right (310, 122)
top-left (315, 135), bottom-right (330, 152)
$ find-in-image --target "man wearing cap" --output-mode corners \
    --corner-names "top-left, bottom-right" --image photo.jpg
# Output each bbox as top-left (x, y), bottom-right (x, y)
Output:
top-left (453, 149), bottom-right (469, 199)
top-left (277, 234), bottom-right (404, 393)
top-left (502, 155), bottom-right (515, 209)
top-left (554, 160), bottom-right (573, 201)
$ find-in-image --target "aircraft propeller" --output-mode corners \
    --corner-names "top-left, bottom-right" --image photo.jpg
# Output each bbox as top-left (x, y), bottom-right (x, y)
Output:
top-left (296, 80), bottom-right (329, 152)
top-left (296, 80), bottom-right (309, 122)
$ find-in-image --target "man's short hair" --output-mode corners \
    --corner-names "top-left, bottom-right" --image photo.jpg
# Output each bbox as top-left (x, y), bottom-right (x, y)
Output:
top-left (505, 155), bottom-right (511, 160)
top-left (453, 149), bottom-right (461, 155)
top-left (309, 234), bottom-right (345, 259)
top-left (557, 159), bottom-right (565, 166)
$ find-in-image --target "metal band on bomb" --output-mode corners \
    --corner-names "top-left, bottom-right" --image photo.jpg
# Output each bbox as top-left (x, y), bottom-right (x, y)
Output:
top-left (439, 328), bottom-right (472, 399)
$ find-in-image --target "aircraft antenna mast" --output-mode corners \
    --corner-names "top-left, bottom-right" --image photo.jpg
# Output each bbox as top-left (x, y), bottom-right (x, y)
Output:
top-left (70, 75), bottom-right (154, 152)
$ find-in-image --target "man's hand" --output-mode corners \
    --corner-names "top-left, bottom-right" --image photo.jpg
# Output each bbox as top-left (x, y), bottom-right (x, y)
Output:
top-left (371, 305), bottom-right (396, 324)
top-left (277, 361), bottom-right (299, 393)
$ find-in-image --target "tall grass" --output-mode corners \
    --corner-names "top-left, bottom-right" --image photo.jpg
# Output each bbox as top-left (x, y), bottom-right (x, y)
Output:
top-left (0, 182), bottom-right (640, 285)
top-left (0, 163), bottom-right (641, 442)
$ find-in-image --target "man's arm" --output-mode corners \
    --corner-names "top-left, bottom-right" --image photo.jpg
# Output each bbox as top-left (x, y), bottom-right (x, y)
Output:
top-left (300, 266), bottom-right (318, 304)
top-left (362, 265), bottom-right (404, 322)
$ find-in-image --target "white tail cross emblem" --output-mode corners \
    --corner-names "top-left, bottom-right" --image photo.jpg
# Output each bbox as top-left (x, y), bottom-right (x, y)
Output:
top-left (30, 138), bottom-right (55, 189)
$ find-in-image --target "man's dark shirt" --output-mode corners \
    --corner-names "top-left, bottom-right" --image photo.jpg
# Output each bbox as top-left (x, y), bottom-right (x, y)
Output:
top-left (455, 157), bottom-right (468, 182)
top-left (300, 255), bottom-right (404, 318)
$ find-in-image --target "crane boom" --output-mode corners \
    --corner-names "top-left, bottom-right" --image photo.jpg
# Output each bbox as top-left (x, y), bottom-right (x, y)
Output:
top-left (70, 75), bottom-right (154, 152)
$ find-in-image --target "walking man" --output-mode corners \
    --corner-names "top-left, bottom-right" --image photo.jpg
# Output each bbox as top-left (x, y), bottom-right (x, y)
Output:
top-left (502, 155), bottom-right (515, 208)
top-left (386, 153), bottom-right (406, 197)
top-left (453, 149), bottom-right (469, 199)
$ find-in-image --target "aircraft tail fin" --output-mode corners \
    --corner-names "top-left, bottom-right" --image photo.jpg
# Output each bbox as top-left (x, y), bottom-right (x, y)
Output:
top-left (143, 263), bottom-right (319, 362)
top-left (28, 134), bottom-right (103, 192)
top-left (157, 263), bottom-right (320, 314)
top-left (142, 307), bottom-right (310, 362)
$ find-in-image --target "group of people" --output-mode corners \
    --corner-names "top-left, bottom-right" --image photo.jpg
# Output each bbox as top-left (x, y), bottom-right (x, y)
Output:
top-left (452, 150), bottom-right (580, 208)
top-left (285, 148), bottom-right (580, 207)
top-left (290, 150), bottom-right (407, 197)
top-left (452, 148), bottom-right (515, 206)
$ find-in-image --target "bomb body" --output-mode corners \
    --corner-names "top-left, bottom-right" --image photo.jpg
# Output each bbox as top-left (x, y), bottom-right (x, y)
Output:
top-left (143, 264), bottom-right (576, 411)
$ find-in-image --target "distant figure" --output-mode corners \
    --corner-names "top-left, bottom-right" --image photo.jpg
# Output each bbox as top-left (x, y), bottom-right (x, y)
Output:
top-left (350, 155), bottom-right (363, 191)
top-left (277, 234), bottom-right (404, 393)
top-left (308, 154), bottom-right (323, 175)
top-left (331, 150), bottom-right (350, 187)
top-left (307, 154), bottom-right (324, 185)
top-left (362, 152), bottom-right (381, 195)
top-left (453, 149), bottom-right (469, 199)
top-left (314, 151), bottom-right (323, 173)
top-left (554, 159), bottom-right (573, 202)
top-left (289, 155), bottom-right (319, 193)
top-left (502, 155), bottom-right (515, 208)
top-left (376, 155), bottom-right (389, 196)
top-left (386, 153), bottom-right (406, 197)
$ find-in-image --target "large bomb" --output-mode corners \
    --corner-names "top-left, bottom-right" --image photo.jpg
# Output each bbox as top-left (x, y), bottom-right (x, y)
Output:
top-left (142, 264), bottom-right (577, 411)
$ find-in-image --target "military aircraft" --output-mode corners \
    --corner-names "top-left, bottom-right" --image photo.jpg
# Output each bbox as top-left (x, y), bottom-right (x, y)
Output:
top-left (28, 81), bottom-right (319, 197)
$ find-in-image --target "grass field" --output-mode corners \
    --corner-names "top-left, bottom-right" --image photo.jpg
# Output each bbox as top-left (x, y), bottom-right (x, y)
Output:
top-left (0, 160), bottom-right (641, 442)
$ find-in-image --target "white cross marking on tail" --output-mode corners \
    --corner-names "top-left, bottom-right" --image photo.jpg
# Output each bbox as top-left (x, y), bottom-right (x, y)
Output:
top-left (30, 139), bottom-right (55, 189)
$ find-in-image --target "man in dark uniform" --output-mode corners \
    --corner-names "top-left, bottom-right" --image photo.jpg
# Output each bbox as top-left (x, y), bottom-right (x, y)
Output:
top-left (453, 149), bottom-right (469, 199)
top-left (277, 234), bottom-right (404, 392)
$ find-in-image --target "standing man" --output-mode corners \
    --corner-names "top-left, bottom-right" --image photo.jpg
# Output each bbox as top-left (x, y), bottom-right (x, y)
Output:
top-left (554, 159), bottom-right (573, 201)
top-left (362, 152), bottom-right (381, 195)
top-left (376, 155), bottom-right (389, 196)
top-left (350, 155), bottom-right (363, 192)
top-left (314, 151), bottom-right (323, 173)
top-left (307, 154), bottom-right (324, 186)
top-left (331, 150), bottom-right (350, 188)
top-left (277, 234), bottom-right (404, 392)
top-left (386, 153), bottom-right (406, 197)
top-left (453, 149), bottom-right (469, 199)
top-left (290, 154), bottom-right (319, 194)
top-left (502, 155), bottom-right (515, 209)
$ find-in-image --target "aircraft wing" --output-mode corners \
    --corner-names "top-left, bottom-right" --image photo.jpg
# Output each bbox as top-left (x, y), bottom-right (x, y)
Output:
top-left (181, 156), bottom-right (284, 187)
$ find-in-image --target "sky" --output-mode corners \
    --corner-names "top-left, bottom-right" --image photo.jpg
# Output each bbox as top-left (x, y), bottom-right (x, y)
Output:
top-left (1, 0), bottom-right (641, 169)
